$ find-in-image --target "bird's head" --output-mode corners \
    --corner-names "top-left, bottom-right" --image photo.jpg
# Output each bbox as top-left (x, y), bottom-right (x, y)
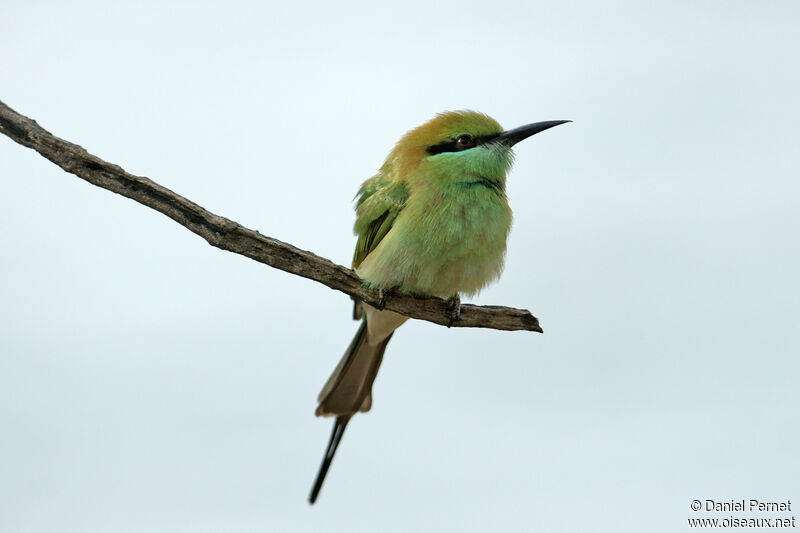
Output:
top-left (381, 110), bottom-right (569, 191)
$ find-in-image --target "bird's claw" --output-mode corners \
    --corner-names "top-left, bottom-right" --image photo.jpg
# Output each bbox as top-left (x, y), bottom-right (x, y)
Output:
top-left (375, 288), bottom-right (387, 311)
top-left (446, 294), bottom-right (461, 327)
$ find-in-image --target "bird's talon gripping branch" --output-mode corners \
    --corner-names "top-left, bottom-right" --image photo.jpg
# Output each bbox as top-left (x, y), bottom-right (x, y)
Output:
top-left (447, 294), bottom-right (462, 327)
top-left (375, 288), bottom-right (387, 310)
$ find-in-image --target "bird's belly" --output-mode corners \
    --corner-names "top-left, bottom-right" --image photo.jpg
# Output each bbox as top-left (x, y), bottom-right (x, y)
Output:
top-left (356, 193), bottom-right (512, 298)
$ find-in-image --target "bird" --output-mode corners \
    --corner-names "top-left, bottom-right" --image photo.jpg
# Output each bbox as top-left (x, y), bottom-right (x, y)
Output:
top-left (308, 110), bottom-right (569, 504)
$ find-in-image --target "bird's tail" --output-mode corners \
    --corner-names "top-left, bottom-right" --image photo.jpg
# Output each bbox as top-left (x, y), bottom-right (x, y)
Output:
top-left (308, 415), bottom-right (349, 504)
top-left (309, 319), bottom-right (394, 504)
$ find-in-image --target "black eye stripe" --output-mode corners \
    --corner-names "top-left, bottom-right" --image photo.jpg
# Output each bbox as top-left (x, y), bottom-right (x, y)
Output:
top-left (425, 134), bottom-right (497, 155)
top-left (425, 141), bottom-right (462, 155)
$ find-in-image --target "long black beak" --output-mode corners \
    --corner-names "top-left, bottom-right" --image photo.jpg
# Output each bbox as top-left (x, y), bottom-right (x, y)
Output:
top-left (492, 120), bottom-right (571, 146)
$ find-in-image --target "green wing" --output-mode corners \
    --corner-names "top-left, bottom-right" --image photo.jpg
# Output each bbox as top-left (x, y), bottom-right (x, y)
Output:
top-left (349, 175), bottom-right (408, 319)
top-left (351, 176), bottom-right (409, 270)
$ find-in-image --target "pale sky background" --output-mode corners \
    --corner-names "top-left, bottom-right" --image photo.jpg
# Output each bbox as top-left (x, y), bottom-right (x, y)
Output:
top-left (1, 1), bottom-right (798, 532)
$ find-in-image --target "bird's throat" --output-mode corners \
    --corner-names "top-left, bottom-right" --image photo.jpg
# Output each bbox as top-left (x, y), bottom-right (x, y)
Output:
top-left (456, 177), bottom-right (504, 194)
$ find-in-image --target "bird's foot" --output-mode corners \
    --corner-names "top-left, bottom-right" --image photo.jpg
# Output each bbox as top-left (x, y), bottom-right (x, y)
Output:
top-left (375, 288), bottom-right (387, 311)
top-left (446, 294), bottom-right (461, 327)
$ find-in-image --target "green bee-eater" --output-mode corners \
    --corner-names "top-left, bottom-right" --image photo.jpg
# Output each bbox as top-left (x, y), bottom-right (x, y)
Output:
top-left (309, 111), bottom-right (569, 503)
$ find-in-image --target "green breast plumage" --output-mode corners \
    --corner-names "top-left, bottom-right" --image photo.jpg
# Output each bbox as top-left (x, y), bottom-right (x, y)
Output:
top-left (355, 179), bottom-right (512, 298)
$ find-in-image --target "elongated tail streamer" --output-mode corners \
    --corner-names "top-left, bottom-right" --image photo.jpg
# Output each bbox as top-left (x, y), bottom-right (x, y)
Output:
top-left (308, 415), bottom-right (350, 504)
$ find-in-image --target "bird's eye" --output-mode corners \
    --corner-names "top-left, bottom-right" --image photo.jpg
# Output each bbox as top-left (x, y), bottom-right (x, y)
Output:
top-left (456, 135), bottom-right (474, 148)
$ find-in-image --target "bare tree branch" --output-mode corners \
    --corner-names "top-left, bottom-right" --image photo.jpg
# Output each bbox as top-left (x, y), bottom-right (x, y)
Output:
top-left (0, 100), bottom-right (542, 332)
